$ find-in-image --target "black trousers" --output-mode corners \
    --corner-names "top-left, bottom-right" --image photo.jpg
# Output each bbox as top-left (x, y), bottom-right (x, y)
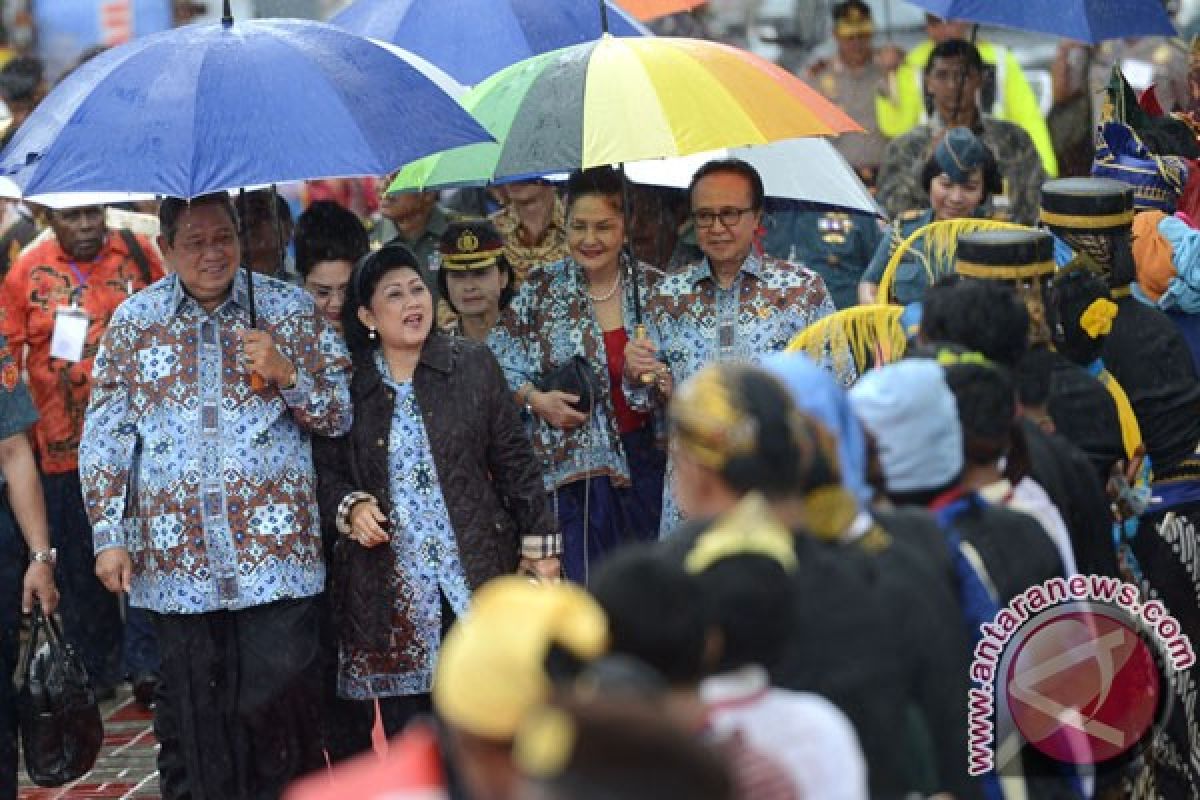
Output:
top-left (152, 597), bottom-right (325, 800)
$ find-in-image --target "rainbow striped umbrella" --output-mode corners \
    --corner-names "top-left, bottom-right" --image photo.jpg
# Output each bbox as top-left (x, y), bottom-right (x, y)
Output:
top-left (389, 35), bottom-right (860, 192)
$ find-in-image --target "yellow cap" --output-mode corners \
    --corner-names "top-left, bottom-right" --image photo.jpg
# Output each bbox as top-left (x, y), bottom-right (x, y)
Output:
top-left (433, 577), bottom-right (609, 741)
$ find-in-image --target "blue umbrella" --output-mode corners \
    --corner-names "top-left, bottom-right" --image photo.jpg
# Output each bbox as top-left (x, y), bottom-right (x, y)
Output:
top-left (909, 0), bottom-right (1176, 43)
top-left (330, 0), bottom-right (649, 85)
top-left (0, 10), bottom-right (492, 198)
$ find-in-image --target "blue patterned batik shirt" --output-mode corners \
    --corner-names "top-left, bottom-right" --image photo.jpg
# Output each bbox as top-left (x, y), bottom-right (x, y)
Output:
top-left (339, 353), bottom-right (472, 699)
top-left (626, 253), bottom-right (852, 535)
top-left (488, 257), bottom-right (663, 491)
top-left (79, 270), bottom-right (352, 614)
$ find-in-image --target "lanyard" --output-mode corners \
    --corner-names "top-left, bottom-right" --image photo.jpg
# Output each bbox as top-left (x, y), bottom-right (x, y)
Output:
top-left (66, 260), bottom-right (88, 289)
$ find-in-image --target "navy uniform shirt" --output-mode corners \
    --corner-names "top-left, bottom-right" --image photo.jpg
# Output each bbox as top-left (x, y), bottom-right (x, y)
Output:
top-left (862, 209), bottom-right (937, 306)
top-left (763, 208), bottom-right (884, 309)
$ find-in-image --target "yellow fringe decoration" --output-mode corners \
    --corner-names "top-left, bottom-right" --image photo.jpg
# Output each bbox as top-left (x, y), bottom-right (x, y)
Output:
top-left (1098, 369), bottom-right (1145, 464)
top-left (786, 304), bottom-right (908, 379)
top-left (876, 218), bottom-right (1031, 304)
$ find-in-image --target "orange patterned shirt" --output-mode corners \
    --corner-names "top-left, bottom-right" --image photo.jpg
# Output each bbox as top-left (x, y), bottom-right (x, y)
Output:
top-left (0, 232), bottom-right (163, 474)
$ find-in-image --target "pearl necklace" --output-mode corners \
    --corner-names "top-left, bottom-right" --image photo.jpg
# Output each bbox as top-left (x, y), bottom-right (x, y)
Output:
top-left (586, 272), bottom-right (622, 303)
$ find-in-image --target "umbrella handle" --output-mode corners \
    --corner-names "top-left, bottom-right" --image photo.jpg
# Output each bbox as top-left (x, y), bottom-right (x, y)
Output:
top-left (635, 324), bottom-right (658, 386)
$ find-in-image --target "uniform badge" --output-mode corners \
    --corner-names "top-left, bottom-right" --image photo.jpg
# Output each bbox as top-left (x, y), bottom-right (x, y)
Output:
top-left (456, 229), bottom-right (480, 253)
top-left (818, 212), bottom-right (852, 245)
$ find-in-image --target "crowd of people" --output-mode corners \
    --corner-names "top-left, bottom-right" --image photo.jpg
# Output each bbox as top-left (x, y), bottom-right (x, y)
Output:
top-left (1, 2), bottom-right (1200, 799)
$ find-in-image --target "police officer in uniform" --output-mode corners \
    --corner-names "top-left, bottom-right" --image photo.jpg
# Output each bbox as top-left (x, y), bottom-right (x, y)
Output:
top-left (805, 0), bottom-right (891, 186)
top-left (436, 218), bottom-right (516, 342)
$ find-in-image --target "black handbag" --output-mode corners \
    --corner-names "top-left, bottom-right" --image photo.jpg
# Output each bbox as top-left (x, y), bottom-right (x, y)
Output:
top-left (17, 601), bottom-right (104, 787)
top-left (536, 355), bottom-right (602, 415)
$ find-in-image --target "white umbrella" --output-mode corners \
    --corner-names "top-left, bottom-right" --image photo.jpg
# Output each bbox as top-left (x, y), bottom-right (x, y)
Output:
top-left (0, 176), bottom-right (157, 210)
top-left (623, 137), bottom-right (881, 216)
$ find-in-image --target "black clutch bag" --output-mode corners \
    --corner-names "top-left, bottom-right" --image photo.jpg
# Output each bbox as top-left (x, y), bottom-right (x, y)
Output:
top-left (536, 355), bottom-right (602, 415)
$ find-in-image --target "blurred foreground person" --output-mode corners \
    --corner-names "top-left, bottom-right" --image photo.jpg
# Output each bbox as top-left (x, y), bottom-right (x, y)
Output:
top-left (590, 547), bottom-right (800, 800)
top-left (661, 363), bottom-right (979, 798)
top-left (512, 698), bottom-right (734, 800)
top-left (285, 577), bottom-right (609, 800)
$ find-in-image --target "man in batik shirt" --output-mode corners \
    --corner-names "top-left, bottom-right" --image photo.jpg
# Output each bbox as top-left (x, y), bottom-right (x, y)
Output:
top-left (624, 159), bottom-right (847, 536)
top-left (80, 193), bottom-right (352, 799)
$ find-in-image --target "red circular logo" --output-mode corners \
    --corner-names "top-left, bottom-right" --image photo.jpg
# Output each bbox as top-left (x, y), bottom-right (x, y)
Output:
top-left (1006, 611), bottom-right (1159, 764)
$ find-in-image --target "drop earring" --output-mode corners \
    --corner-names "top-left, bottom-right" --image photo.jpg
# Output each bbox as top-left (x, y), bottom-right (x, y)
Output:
top-left (368, 327), bottom-right (377, 340)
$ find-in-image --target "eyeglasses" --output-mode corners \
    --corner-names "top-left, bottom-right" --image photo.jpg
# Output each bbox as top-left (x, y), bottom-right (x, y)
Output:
top-left (692, 207), bottom-right (755, 229)
top-left (177, 231), bottom-right (238, 256)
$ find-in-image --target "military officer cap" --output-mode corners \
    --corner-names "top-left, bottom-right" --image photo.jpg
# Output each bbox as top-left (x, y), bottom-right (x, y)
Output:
top-left (1040, 177), bottom-right (1135, 234)
top-left (833, 0), bottom-right (874, 37)
top-left (439, 218), bottom-right (505, 271)
top-left (956, 229), bottom-right (1056, 282)
top-left (935, 127), bottom-right (988, 185)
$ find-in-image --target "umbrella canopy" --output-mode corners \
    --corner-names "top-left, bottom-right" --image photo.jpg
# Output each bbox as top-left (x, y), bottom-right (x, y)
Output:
top-left (389, 35), bottom-right (861, 193)
top-left (623, 138), bottom-right (879, 216)
top-left (0, 17), bottom-right (491, 199)
top-left (909, 0), bottom-right (1176, 43)
top-left (619, 0), bottom-right (708, 22)
top-left (330, 0), bottom-right (649, 85)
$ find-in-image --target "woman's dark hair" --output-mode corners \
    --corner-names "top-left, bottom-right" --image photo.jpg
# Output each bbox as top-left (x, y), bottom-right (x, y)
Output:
top-left (692, 554), bottom-right (797, 673)
top-left (566, 166), bottom-right (625, 213)
top-left (918, 144), bottom-right (1004, 202)
top-left (436, 254), bottom-right (517, 315)
top-left (719, 366), bottom-right (813, 500)
top-left (159, 193), bottom-right (239, 247)
top-left (342, 243), bottom-right (431, 354)
top-left (920, 279), bottom-right (1030, 368)
top-left (294, 201), bottom-right (369, 278)
top-left (589, 546), bottom-right (711, 688)
top-left (688, 158), bottom-right (765, 211)
top-left (1046, 267), bottom-right (1110, 367)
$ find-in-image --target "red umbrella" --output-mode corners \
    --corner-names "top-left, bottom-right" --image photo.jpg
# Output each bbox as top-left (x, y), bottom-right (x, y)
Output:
top-left (618, 0), bottom-right (707, 22)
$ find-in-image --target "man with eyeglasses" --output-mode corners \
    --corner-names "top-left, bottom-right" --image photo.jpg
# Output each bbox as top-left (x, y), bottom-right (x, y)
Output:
top-left (0, 203), bottom-right (163, 706)
top-left (623, 158), bottom-right (847, 536)
top-left (79, 193), bottom-right (352, 798)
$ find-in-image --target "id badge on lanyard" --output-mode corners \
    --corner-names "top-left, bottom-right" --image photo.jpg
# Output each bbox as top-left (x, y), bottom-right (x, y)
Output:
top-left (51, 261), bottom-right (91, 363)
top-left (50, 304), bottom-right (89, 362)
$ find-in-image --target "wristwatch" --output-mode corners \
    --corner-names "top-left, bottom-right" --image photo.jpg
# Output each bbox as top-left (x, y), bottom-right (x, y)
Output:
top-left (29, 548), bottom-right (57, 565)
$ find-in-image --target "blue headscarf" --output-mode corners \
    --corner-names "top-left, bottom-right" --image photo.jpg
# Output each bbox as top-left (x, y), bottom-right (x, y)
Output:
top-left (763, 351), bottom-right (871, 506)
